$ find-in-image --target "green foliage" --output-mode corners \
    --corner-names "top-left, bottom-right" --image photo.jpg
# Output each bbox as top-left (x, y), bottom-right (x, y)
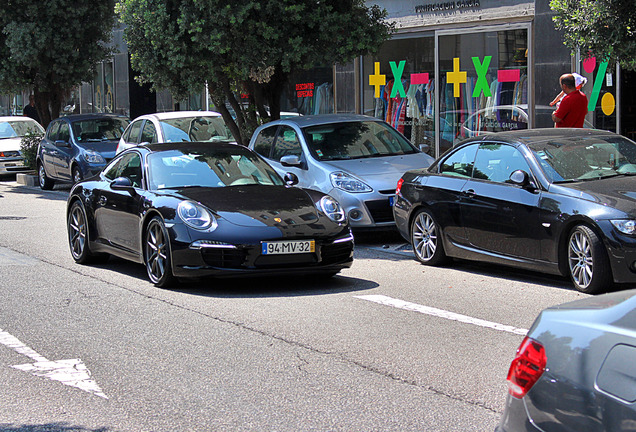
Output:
top-left (0, 1), bottom-right (117, 126)
top-left (19, 131), bottom-right (44, 171)
top-left (116, 0), bottom-right (394, 145)
top-left (550, 0), bottom-right (636, 70)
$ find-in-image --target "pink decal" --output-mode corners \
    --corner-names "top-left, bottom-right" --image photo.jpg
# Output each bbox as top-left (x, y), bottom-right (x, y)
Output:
top-left (498, 69), bottom-right (520, 82)
top-left (410, 73), bottom-right (429, 85)
top-left (583, 57), bottom-right (596, 74)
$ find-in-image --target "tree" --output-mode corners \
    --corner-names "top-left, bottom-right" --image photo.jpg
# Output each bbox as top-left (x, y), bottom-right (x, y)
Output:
top-left (0, 0), bottom-right (117, 127)
top-left (550, 0), bottom-right (636, 70)
top-left (116, 0), bottom-right (394, 146)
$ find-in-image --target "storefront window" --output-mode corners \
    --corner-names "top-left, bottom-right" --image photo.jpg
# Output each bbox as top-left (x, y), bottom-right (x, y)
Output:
top-left (363, 35), bottom-right (436, 157)
top-left (583, 57), bottom-right (617, 133)
top-left (281, 66), bottom-right (334, 116)
top-left (438, 28), bottom-right (528, 154)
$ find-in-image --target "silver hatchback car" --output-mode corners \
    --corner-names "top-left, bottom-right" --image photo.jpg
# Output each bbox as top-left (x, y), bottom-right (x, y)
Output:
top-left (249, 114), bottom-right (434, 229)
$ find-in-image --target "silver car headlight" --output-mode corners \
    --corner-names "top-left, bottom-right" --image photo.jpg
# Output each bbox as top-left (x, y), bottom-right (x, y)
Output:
top-left (330, 171), bottom-right (372, 193)
top-left (83, 150), bottom-right (105, 164)
top-left (178, 201), bottom-right (217, 231)
top-left (319, 195), bottom-right (346, 223)
top-left (611, 219), bottom-right (636, 235)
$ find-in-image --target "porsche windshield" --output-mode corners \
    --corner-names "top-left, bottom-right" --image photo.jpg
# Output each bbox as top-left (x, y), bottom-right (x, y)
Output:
top-left (531, 135), bottom-right (636, 182)
top-left (302, 121), bottom-right (417, 161)
top-left (148, 147), bottom-right (284, 190)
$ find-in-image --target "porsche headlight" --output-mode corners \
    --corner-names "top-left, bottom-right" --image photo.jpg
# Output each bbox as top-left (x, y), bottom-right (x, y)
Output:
top-left (319, 195), bottom-right (346, 223)
top-left (330, 171), bottom-right (372, 193)
top-left (611, 219), bottom-right (636, 235)
top-left (83, 150), bottom-right (105, 164)
top-left (178, 201), bottom-right (217, 231)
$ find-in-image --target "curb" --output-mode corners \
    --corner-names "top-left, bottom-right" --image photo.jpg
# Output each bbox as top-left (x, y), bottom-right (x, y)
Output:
top-left (16, 173), bottom-right (38, 187)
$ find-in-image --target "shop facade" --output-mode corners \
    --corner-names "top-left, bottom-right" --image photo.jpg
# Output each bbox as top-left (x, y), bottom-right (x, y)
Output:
top-left (344, 0), bottom-right (625, 158)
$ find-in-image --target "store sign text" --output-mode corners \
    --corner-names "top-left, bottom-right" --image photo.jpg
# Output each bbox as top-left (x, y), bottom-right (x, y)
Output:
top-left (415, 1), bottom-right (480, 13)
top-left (296, 83), bottom-right (314, 98)
top-left (369, 58), bottom-right (520, 99)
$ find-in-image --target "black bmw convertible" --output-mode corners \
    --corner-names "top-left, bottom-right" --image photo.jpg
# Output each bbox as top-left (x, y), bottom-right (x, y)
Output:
top-left (66, 142), bottom-right (354, 287)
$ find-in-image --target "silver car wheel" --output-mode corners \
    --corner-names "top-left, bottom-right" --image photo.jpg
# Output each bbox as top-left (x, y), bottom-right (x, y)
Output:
top-left (568, 229), bottom-right (593, 289)
top-left (412, 212), bottom-right (437, 262)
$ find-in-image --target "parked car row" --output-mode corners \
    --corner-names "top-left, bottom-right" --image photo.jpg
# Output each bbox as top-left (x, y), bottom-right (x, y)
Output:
top-left (6, 110), bottom-right (636, 431)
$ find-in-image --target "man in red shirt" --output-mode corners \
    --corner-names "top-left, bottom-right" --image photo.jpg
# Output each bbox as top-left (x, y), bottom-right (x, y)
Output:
top-left (552, 73), bottom-right (588, 128)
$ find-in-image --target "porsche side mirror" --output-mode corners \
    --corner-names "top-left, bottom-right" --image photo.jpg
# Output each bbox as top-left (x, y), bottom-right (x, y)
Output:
top-left (284, 172), bottom-right (299, 186)
top-left (110, 176), bottom-right (137, 195)
top-left (419, 144), bottom-right (430, 153)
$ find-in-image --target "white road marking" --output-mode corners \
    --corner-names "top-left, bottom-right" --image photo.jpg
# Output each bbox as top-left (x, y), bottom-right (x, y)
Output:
top-left (0, 328), bottom-right (108, 399)
top-left (355, 295), bottom-right (528, 336)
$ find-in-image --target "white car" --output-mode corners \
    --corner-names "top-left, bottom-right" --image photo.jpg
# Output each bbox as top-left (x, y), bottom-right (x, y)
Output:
top-left (116, 111), bottom-right (234, 154)
top-left (0, 116), bottom-right (45, 175)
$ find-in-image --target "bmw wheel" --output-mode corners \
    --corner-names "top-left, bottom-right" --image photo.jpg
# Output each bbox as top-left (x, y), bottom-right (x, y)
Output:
top-left (410, 209), bottom-right (447, 266)
top-left (145, 216), bottom-right (175, 287)
top-left (68, 201), bottom-right (108, 264)
top-left (567, 225), bottom-right (611, 294)
top-left (38, 162), bottom-right (54, 190)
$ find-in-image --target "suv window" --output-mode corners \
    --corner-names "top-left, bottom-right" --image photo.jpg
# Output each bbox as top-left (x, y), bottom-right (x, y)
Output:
top-left (123, 120), bottom-right (143, 144)
top-left (46, 121), bottom-right (61, 141)
top-left (253, 126), bottom-right (277, 158)
top-left (272, 126), bottom-right (302, 161)
top-left (141, 121), bottom-right (157, 144)
top-left (58, 122), bottom-right (71, 142)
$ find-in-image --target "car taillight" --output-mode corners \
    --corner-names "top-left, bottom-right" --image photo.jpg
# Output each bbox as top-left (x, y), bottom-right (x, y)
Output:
top-left (507, 336), bottom-right (546, 398)
top-left (396, 178), bottom-right (404, 195)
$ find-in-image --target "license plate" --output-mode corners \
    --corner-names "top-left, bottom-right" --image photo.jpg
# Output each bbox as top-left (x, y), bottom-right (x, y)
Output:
top-left (389, 196), bottom-right (395, 206)
top-left (262, 240), bottom-right (315, 255)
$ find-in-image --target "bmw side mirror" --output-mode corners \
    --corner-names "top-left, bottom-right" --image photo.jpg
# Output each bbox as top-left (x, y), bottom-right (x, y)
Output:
top-left (111, 176), bottom-right (137, 195)
top-left (509, 170), bottom-right (537, 191)
top-left (284, 172), bottom-right (299, 186)
top-left (280, 155), bottom-right (302, 167)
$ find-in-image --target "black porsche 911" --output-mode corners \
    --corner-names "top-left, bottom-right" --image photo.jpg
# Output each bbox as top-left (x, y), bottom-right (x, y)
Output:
top-left (66, 142), bottom-right (354, 287)
top-left (394, 128), bottom-right (636, 294)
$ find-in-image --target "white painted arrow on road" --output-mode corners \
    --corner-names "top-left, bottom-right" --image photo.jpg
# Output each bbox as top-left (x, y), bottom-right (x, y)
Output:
top-left (0, 327), bottom-right (107, 399)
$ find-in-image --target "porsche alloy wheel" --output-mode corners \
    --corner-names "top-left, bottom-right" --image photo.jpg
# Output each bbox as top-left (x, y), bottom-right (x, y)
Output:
top-left (411, 209), bottom-right (447, 266)
top-left (68, 201), bottom-right (108, 264)
top-left (145, 217), bottom-right (175, 287)
top-left (567, 225), bottom-right (611, 294)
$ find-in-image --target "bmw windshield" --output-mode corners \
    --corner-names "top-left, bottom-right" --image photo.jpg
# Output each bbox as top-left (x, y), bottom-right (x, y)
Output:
top-left (531, 135), bottom-right (636, 182)
top-left (302, 121), bottom-right (417, 161)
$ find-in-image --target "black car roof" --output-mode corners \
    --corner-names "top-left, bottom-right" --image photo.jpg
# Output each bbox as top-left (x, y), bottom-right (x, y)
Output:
top-left (476, 128), bottom-right (622, 146)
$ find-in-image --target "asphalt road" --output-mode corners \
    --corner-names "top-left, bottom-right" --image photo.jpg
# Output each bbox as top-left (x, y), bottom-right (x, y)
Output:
top-left (0, 179), bottom-right (590, 431)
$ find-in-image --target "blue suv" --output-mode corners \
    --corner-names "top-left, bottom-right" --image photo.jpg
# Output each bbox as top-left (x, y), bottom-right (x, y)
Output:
top-left (37, 113), bottom-right (129, 189)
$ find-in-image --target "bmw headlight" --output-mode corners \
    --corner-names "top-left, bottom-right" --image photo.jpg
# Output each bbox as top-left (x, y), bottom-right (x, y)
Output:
top-left (319, 195), bottom-right (346, 223)
top-left (83, 150), bottom-right (105, 164)
top-left (178, 201), bottom-right (217, 231)
top-left (330, 171), bottom-right (372, 193)
top-left (611, 219), bottom-right (636, 235)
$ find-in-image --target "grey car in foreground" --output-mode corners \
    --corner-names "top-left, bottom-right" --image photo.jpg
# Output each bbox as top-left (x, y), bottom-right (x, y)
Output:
top-left (249, 114), bottom-right (434, 229)
top-left (497, 289), bottom-right (636, 431)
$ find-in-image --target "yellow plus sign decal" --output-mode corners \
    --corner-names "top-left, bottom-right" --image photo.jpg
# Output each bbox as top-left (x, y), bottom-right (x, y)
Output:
top-left (447, 57), bottom-right (467, 97)
top-left (369, 62), bottom-right (386, 98)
